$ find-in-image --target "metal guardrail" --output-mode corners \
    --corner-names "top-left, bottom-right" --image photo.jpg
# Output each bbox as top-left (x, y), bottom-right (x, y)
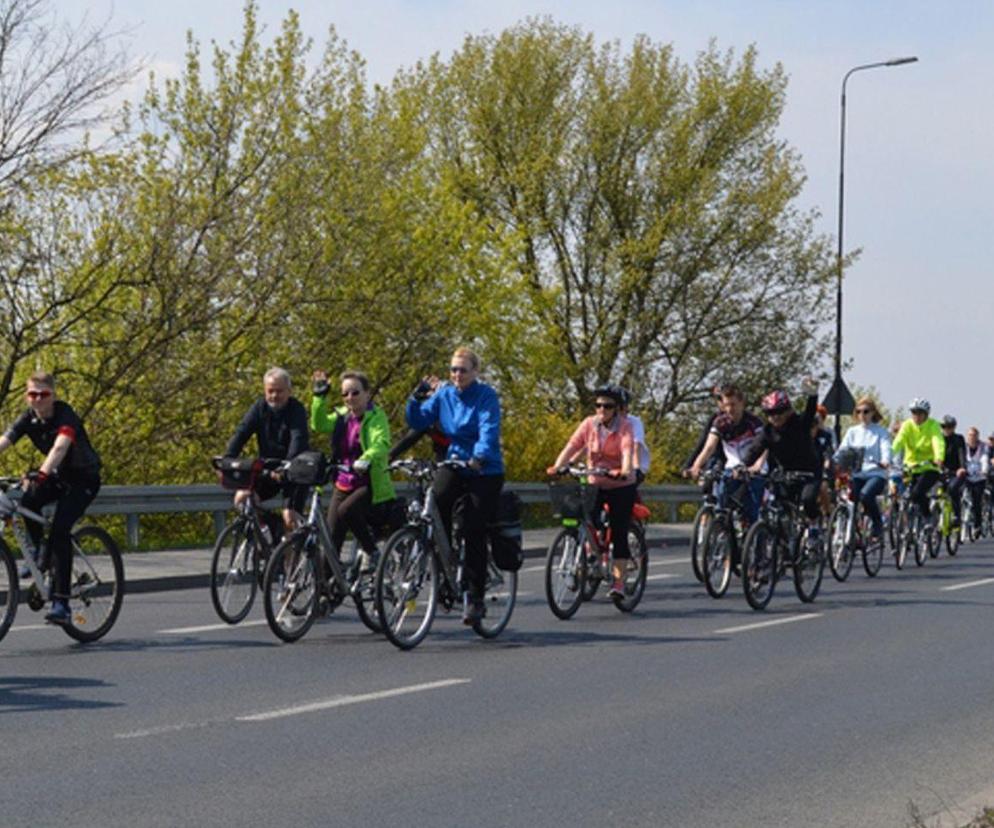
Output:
top-left (85, 482), bottom-right (701, 548)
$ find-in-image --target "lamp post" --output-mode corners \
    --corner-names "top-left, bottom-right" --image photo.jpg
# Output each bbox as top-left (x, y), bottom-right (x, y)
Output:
top-left (833, 56), bottom-right (918, 441)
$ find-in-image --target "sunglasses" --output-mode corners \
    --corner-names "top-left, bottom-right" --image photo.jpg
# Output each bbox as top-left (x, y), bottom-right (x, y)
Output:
top-left (855, 408), bottom-right (871, 415)
top-left (449, 366), bottom-right (470, 374)
top-left (594, 402), bottom-right (616, 410)
top-left (342, 389), bottom-right (362, 397)
top-left (26, 390), bottom-right (52, 399)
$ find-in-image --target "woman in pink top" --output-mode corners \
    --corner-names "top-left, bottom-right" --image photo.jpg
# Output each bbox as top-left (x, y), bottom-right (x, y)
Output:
top-left (548, 385), bottom-right (636, 598)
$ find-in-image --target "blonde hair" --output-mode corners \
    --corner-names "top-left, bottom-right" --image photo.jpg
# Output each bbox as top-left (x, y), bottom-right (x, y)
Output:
top-left (451, 347), bottom-right (479, 371)
top-left (855, 396), bottom-right (882, 423)
top-left (28, 372), bottom-right (55, 390)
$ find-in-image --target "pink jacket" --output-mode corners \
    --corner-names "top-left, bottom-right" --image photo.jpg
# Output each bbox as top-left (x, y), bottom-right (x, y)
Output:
top-left (564, 415), bottom-right (634, 489)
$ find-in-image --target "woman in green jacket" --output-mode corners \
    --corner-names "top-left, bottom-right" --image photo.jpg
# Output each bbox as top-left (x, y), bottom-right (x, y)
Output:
top-left (311, 370), bottom-right (395, 571)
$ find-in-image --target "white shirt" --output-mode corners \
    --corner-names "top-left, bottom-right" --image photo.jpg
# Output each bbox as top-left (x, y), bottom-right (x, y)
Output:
top-left (626, 414), bottom-right (651, 473)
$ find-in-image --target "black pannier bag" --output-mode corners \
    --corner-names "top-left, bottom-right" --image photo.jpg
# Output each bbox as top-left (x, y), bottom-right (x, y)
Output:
top-left (283, 450), bottom-right (328, 486)
top-left (488, 490), bottom-right (523, 572)
top-left (369, 496), bottom-right (408, 537)
top-left (217, 457), bottom-right (261, 491)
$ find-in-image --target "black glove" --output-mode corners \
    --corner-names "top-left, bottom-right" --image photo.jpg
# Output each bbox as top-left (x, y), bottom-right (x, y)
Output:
top-left (412, 380), bottom-right (432, 401)
top-left (635, 469), bottom-right (645, 486)
top-left (312, 379), bottom-right (330, 397)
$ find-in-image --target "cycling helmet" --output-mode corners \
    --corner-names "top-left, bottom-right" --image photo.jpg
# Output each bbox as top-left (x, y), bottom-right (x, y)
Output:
top-left (941, 414), bottom-right (957, 428)
top-left (761, 390), bottom-right (792, 414)
top-left (592, 385), bottom-right (623, 406)
top-left (615, 385), bottom-right (632, 409)
top-left (908, 397), bottom-right (930, 414)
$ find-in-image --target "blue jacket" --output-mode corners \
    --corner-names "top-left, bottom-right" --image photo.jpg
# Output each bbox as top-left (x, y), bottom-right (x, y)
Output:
top-left (405, 381), bottom-right (504, 475)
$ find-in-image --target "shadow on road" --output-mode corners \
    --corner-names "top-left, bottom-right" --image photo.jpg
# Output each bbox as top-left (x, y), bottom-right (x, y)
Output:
top-left (0, 676), bottom-right (122, 714)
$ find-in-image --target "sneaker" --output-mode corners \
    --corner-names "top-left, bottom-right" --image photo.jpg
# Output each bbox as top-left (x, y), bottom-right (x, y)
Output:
top-left (608, 579), bottom-right (625, 599)
top-left (462, 598), bottom-right (485, 625)
top-left (45, 600), bottom-right (71, 626)
top-left (358, 548), bottom-right (380, 574)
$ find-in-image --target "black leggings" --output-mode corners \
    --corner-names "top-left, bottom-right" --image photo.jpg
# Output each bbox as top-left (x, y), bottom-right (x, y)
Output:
top-left (432, 467), bottom-right (503, 597)
top-left (909, 470), bottom-right (940, 517)
top-left (784, 481), bottom-right (822, 521)
top-left (327, 485), bottom-right (378, 555)
top-left (21, 476), bottom-right (100, 600)
top-left (597, 484), bottom-right (638, 559)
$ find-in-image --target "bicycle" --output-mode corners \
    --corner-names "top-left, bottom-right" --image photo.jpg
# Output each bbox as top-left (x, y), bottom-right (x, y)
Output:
top-left (700, 471), bottom-right (755, 598)
top-left (928, 473), bottom-right (959, 558)
top-left (260, 453), bottom-right (383, 643)
top-left (544, 465), bottom-right (648, 620)
top-left (208, 456), bottom-right (283, 624)
top-left (740, 470), bottom-right (825, 611)
top-left (374, 459), bottom-right (517, 650)
top-left (959, 482), bottom-right (980, 544)
top-left (0, 475), bottom-right (124, 643)
top-left (689, 467), bottom-right (721, 584)
top-left (894, 469), bottom-right (934, 568)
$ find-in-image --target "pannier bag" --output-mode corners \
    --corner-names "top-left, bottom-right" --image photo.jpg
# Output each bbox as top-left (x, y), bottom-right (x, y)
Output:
top-left (488, 490), bottom-right (524, 572)
top-left (218, 457), bottom-right (262, 491)
top-left (369, 496), bottom-right (408, 537)
top-left (283, 450), bottom-right (328, 486)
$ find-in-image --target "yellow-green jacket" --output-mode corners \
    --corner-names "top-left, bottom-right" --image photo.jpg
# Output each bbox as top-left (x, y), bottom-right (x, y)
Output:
top-left (891, 417), bottom-right (944, 471)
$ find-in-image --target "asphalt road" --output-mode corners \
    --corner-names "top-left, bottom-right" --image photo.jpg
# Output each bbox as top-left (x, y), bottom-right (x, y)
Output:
top-left (3, 538), bottom-right (994, 827)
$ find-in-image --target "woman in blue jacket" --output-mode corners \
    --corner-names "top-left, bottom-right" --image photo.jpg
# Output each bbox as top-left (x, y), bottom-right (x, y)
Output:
top-left (406, 347), bottom-right (503, 624)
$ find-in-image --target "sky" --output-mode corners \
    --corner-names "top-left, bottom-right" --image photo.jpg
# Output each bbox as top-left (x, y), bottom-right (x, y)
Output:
top-left (63, 0), bottom-right (994, 428)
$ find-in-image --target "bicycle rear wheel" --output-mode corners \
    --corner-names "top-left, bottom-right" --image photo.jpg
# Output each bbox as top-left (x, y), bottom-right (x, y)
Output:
top-left (945, 503), bottom-right (960, 556)
top-left (827, 505), bottom-right (854, 582)
top-left (473, 558), bottom-right (517, 638)
top-left (702, 514), bottom-right (733, 598)
top-left (352, 569), bottom-right (383, 633)
top-left (742, 522), bottom-right (778, 611)
top-left (0, 538), bottom-right (19, 643)
top-left (262, 535), bottom-right (319, 643)
top-left (64, 526), bottom-right (124, 643)
top-left (862, 531), bottom-right (883, 577)
top-left (690, 505), bottom-right (712, 583)
top-left (792, 527), bottom-right (825, 603)
top-left (210, 519), bottom-right (258, 624)
top-left (613, 524), bottom-right (648, 612)
top-left (914, 509), bottom-right (930, 566)
top-left (544, 527), bottom-right (585, 620)
top-left (375, 526), bottom-right (438, 650)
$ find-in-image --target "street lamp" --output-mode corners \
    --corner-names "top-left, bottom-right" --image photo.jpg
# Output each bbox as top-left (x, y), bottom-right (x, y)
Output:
top-left (831, 56), bottom-right (918, 441)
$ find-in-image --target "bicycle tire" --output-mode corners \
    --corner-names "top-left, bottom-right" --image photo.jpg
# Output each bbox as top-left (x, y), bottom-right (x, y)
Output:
top-left (613, 524), bottom-right (648, 612)
top-left (209, 519), bottom-right (258, 624)
top-left (690, 505), bottom-right (712, 583)
top-left (741, 521), bottom-right (777, 611)
top-left (827, 505), bottom-right (854, 582)
top-left (914, 509), bottom-right (929, 567)
top-left (0, 537), bottom-right (19, 643)
top-left (928, 502), bottom-right (943, 559)
top-left (375, 526), bottom-right (438, 650)
top-left (945, 502), bottom-right (960, 556)
top-left (262, 535), bottom-right (319, 643)
top-left (544, 527), bottom-right (585, 620)
top-left (353, 576), bottom-right (383, 633)
top-left (473, 558), bottom-right (517, 638)
top-left (894, 506), bottom-right (908, 570)
top-left (862, 533), bottom-right (883, 577)
top-left (792, 527), bottom-right (825, 604)
top-left (63, 526), bottom-right (124, 643)
top-left (702, 513), bottom-right (733, 598)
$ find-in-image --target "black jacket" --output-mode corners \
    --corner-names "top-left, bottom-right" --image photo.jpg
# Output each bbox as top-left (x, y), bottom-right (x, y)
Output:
top-left (225, 398), bottom-right (309, 460)
top-left (745, 395), bottom-right (820, 474)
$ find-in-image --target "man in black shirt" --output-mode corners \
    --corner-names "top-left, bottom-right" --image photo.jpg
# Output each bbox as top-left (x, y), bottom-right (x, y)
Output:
top-left (225, 367), bottom-right (310, 531)
top-left (940, 415), bottom-right (967, 527)
top-left (0, 372), bottom-right (101, 624)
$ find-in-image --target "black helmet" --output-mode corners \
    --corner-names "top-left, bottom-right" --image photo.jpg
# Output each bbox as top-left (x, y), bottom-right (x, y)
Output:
top-left (614, 385), bottom-right (632, 409)
top-left (593, 385), bottom-right (623, 407)
top-left (941, 414), bottom-right (957, 428)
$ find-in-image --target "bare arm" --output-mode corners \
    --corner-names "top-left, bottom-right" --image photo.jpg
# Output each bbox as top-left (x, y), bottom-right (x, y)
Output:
top-left (39, 434), bottom-right (72, 476)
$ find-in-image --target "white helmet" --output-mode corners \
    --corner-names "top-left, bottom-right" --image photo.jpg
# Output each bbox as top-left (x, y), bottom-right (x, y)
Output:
top-left (908, 397), bottom-right (930, 414)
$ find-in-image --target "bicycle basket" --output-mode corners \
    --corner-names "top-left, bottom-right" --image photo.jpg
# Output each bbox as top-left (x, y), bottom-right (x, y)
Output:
top-left (217, 457), bottom-right (262, 491)
top-left (835, 447), bottom-right (864, 473)
top-left (283, 450), bottom-right (328, 486)
top-left (548, 482), bottom-right (599, 520)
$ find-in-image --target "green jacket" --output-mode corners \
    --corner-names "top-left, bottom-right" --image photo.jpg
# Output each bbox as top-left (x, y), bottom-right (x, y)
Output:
top-left (310, 396), bottom-right (396, 504)
top-left (891, 417), bottom-right (944, 471)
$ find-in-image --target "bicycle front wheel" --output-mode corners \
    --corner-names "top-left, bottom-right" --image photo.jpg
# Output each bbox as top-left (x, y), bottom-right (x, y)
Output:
top-left (473, 558), bottom-right (517, 638)
top-left (210, 519), bottom-right (259, 624)
top-left (690, 505), bottom-right (712, 583)
top-left (544, 527), bottom-right (585, 620)
top-left (375, 526), bottom-right (438, 650)
top-left (613, 524), bottom-right (648, 612)
top-left (742, 522), bottom-right (778, 611)
top-left (862, 532), bottom-right (883, 577)
top-left (64, 526), bottom-right (124, 643)
top-left (827, 505), bottom-right (853, 582)
top-left (792, 528), bottom-right (825, 604)
top-left (702, 514), bottom-right (733, 598)
top-left (0, 538), bottom-right (19, 643)
top-left (262, 536), bottom-right (319, 643)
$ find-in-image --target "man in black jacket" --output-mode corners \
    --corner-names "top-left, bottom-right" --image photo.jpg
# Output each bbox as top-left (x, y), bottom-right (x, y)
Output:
top-left (225, 367), bottom-right (309, 531)
top-left (940, 415), bottom-right (967, 528)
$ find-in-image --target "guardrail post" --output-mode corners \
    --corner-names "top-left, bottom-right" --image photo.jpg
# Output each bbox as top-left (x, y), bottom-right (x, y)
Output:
top-left (126, 514), bottom-right (140, 549)
top-left (669, 502), bottom-right (678, 523)
top-left (213, 511), bottom-right (227, 538)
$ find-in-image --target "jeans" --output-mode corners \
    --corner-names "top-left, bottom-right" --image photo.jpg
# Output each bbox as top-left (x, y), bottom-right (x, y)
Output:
top-left (851, 473), bottom-right (886, 537)
top-left (716, 471), bottom-right (764, 524)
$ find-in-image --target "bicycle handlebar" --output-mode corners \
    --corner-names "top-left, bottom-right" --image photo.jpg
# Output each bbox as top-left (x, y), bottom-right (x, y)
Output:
top-left (549, 464), bottom-right (614, 479)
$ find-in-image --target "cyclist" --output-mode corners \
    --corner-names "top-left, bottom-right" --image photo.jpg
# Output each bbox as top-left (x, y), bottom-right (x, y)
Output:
top-left (743, 379), bottom-right (822, 525)
top-left (833, 397), bottom-right (891, 543)
top-left (406, 347), bottom-right (504, 625)
top-left (688, 383), bottom-right (765, 524)
top-left (813, 404), bottom-right (837, 515)
top-left (940, 415), bottom-right (968, 528)
top-left (0, 372), bottom-right (101, 625)
top-left (224, 367), bottom-right (309, 536)
top-left (618, 386), bottom-right (649, 485)
top-left (963, 426), bottom-right (989, 530)
top-left (311, 370), bottom-right (395, 572)
top-left (890, 399), bottom-right (944, 527)
top-left (549, 384), bottom-right (636, 599)
top-left (683, 387), bottom-right (725, 477)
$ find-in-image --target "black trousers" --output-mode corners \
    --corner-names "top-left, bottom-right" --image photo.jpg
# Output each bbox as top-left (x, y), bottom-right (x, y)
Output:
top-left (966, 479), bottom-right (985, 525)
top-left (21, 476), bottom-right (100, 600)
top-left (327, 485), bottom-right (378, 555)
top-left (432, 468), bottom-right (503, 598)
top-left (784, 480), bottom-right (822, 521)
top-left (947, 475), bottom-right (966, 520)
top-left (597, 484), bottom-right (638, 559)
top-left (909, 470), bottom-right (940, 517)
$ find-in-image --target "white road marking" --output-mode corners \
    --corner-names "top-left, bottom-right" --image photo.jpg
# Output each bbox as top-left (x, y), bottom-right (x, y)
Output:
top-left (645, 574), bottom-right (677, 582)
top-left (116, 721), bottom-right (212, 740)
top-left (714, 613), bottom-right (822, 635)
top-left (159, 619), bottom-right (268, 635)
top-left (9, 624), bottom-right (49, 632)
top-left (520, 564), bottom-right (546, 573)
top-left (940, 577), bottom-right (994, 592)
top-left (236, 678), bottom-right (472, 722)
